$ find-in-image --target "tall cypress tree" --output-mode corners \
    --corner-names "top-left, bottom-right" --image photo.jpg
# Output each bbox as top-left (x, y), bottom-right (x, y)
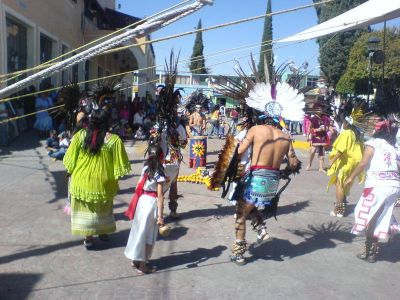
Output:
top-left (313, 0), bottom-right (368, 86)
top-left (258, 0), bottom-right (273, 82)
top-left (189, 19), bottom-right (207, 74)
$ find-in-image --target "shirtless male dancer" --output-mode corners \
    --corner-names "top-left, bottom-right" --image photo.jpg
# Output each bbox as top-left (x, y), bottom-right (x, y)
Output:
top-left (189, 105), bottom-right (206, 136)
top-left (231, 122), bottom-right (300, 265)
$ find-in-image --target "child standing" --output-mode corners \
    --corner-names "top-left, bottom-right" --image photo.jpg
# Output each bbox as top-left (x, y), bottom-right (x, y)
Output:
top-left (124, 145), bottom-right (165, 274)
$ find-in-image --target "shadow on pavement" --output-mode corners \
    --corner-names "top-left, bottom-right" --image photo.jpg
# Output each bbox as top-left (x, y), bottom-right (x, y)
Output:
top-left (374, 235), bottom-right (400, 263)
top-left (277, 200), bottom-right (310, 216)
top-left (89, 229), bottom-right (130, 251)
top-left (0, 273), bottom-right (42, 300)
top-left (3, 130), bottom-right (42, 153)
top-left (118, 186), bottom-right (135, 195)
top-left (177, 204), bottom-right (235, 220)
top-left (157, 226), bottom-right (189, 241)
top-left (0, 240), bottom-right (81, 265)
top-left (152, 245), bottom-right (227, 270)
top-left (47, 170), bottom-right (68, 204)
top-left (247, 221), bottom-right (354, 263)
top-left (177, 200), bottom-right (310, 221)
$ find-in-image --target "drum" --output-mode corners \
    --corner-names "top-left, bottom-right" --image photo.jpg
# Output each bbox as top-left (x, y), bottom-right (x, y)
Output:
top-left (189, 136), bottom-right (207, 169)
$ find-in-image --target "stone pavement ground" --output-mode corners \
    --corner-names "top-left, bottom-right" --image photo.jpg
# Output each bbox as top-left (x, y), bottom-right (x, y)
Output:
top-left (0, 132), bottom-right (399, 300)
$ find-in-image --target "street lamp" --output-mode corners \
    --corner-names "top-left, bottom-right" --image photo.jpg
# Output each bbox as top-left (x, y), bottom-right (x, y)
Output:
top-left (366, 37), bottom-right (382, 106)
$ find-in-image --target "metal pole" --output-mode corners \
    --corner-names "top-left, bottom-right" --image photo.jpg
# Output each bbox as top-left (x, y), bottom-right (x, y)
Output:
top-left (367, 53), bottom-right (373, 107)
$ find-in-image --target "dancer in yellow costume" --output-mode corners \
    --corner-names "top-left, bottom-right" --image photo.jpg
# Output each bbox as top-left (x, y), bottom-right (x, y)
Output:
top-left (327, 107), bottom-right (366, 218)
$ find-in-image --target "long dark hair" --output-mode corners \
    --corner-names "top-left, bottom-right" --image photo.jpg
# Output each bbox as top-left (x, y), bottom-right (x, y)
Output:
top-left (346, 122), bottom-right (362, 143)
top-left (83, 109), bottom-right (110, 154)
top-left (144, 144), bottom-right (165, 179)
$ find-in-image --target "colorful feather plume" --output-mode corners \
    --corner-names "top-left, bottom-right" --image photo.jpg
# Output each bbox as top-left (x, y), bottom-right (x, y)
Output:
top-left (92, 79), bottom-right (121, 107)
top-left (209, 134), bottom-right (239, 190)
top-left (57, 83), bottom-right (81, 132)
top-left (148, 51), bottom-right (183, 161)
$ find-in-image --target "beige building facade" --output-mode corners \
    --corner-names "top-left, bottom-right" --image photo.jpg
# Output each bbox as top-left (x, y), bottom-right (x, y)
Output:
top-left (0, 0), bottom-right (156, 97)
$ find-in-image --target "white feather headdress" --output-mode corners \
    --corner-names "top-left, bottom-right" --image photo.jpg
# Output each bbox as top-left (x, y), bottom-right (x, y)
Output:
top-left (217, 54), bottom-right (307, 122)
top-left (244, 58), bottom-right (306, 122)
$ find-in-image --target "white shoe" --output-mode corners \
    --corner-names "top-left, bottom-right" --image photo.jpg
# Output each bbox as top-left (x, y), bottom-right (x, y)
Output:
top-left (256, 227), bottom-right (271, 243)
top-left (330, 210), bottom-right (343, 218)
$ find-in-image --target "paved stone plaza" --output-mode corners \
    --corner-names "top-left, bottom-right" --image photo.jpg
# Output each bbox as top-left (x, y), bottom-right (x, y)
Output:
top-left (0, 133), bottom-right (399, 300)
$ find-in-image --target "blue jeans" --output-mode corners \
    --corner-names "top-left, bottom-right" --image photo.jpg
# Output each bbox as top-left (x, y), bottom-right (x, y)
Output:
top-left (230, 120), bottom-right (238, 135)
top-left (207, 120), bottom-right (219, 136)
top-left (48, 147), bottom-right (66, 160)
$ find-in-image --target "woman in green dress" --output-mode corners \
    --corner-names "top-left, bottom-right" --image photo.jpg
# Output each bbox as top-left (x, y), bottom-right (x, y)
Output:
top-left (63, 109), bottom-right (131, 248)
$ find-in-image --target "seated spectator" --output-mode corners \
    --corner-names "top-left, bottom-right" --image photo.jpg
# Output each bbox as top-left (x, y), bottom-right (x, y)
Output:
top-left (143, 114), bottom-right (152, 131)
top-left (119, 104), bottom-right (130, 123)
top-left (134, 126), bottom-right (147, 140)
top-left (46, 130), bottom-right (59, 153)
top-left (133, 109), bottom-right (145, 130)
top-left (46, 130), bottom-right (69, 161)
top-left (119, 120), bottom-right (132, 139)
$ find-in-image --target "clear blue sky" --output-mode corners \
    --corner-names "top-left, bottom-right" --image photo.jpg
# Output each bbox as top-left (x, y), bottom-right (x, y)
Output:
top-left (117, 0), bottom-right (399, 76)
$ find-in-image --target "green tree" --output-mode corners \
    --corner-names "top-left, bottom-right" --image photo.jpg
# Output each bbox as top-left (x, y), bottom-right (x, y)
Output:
top-left (258, 0), bottom-right (273, 82)
top-left (189, 19), bottom-right (207, 74)
top-left (336, 28), bottom-right (400, 94)
top-left (313, 0), bottom-right (368, 86)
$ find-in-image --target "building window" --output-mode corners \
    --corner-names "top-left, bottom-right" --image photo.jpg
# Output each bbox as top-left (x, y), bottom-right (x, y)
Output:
top-left (6, 17), bottom-right (28, 75)
top-left (40, 33), bottom-right (54, 64)
top-left (85, 60), bottom-right (91, 90)
top-left (98, 66), bottom-right (104, 84)
top-left (61, 45), bottom-right (69, 85)
top-left (40, 33), bottom-right (55, 88)
top-left (72, 52), bottom-right (79, 83)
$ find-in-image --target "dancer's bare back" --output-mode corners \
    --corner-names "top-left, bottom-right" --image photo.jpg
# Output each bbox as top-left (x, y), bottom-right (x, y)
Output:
top-left (238, 125), bottom-right (292, 169)
top-left (189, 112), bottom-right (205, 128)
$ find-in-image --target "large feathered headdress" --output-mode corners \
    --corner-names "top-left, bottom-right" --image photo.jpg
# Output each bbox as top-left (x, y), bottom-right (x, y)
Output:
top-left (92, 79), bottom-right (121, 108)
top-left (185, 91), bottom-right (210, 113)
top-left (148, 51), bottom-right (183, 161)
top-left (217, 54), bottom-right (307, 123)
top-left (344, 102), bottom-right (372, 133)
top-left (57, 83), bottom-right (81, 132)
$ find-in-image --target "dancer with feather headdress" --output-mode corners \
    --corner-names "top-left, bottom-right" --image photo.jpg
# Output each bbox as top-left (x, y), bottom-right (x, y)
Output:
top-left (326, 103), bottom-right (369, 218)
top-left (63, 81), bottom-right (131, 249)
top-left (150, 51), bottom-right (187, 218)
top-left (186, 91), bottom-right (209, 137)
top-left (215, 55), bottom-right (304, 265)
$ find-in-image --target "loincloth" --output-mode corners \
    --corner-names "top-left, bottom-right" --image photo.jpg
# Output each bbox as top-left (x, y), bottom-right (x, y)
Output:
top-left (242, 167), bottom-right (281, 209)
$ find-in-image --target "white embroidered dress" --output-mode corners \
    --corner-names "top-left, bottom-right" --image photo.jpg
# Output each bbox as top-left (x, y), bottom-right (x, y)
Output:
top-left (125, 169), bottom-right (165, 261)
top-left (352, 138), bottom-right (400, 241)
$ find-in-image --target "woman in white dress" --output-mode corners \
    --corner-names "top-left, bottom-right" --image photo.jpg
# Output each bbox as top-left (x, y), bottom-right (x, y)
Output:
top-left (345, 120), bottom-right (400, 263)
top-left (125, 145), bottom-right (165, 274)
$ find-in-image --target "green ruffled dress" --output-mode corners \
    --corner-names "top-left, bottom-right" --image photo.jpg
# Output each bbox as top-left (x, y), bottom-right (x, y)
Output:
top-left (63, 130), bottom-right (131, 236)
